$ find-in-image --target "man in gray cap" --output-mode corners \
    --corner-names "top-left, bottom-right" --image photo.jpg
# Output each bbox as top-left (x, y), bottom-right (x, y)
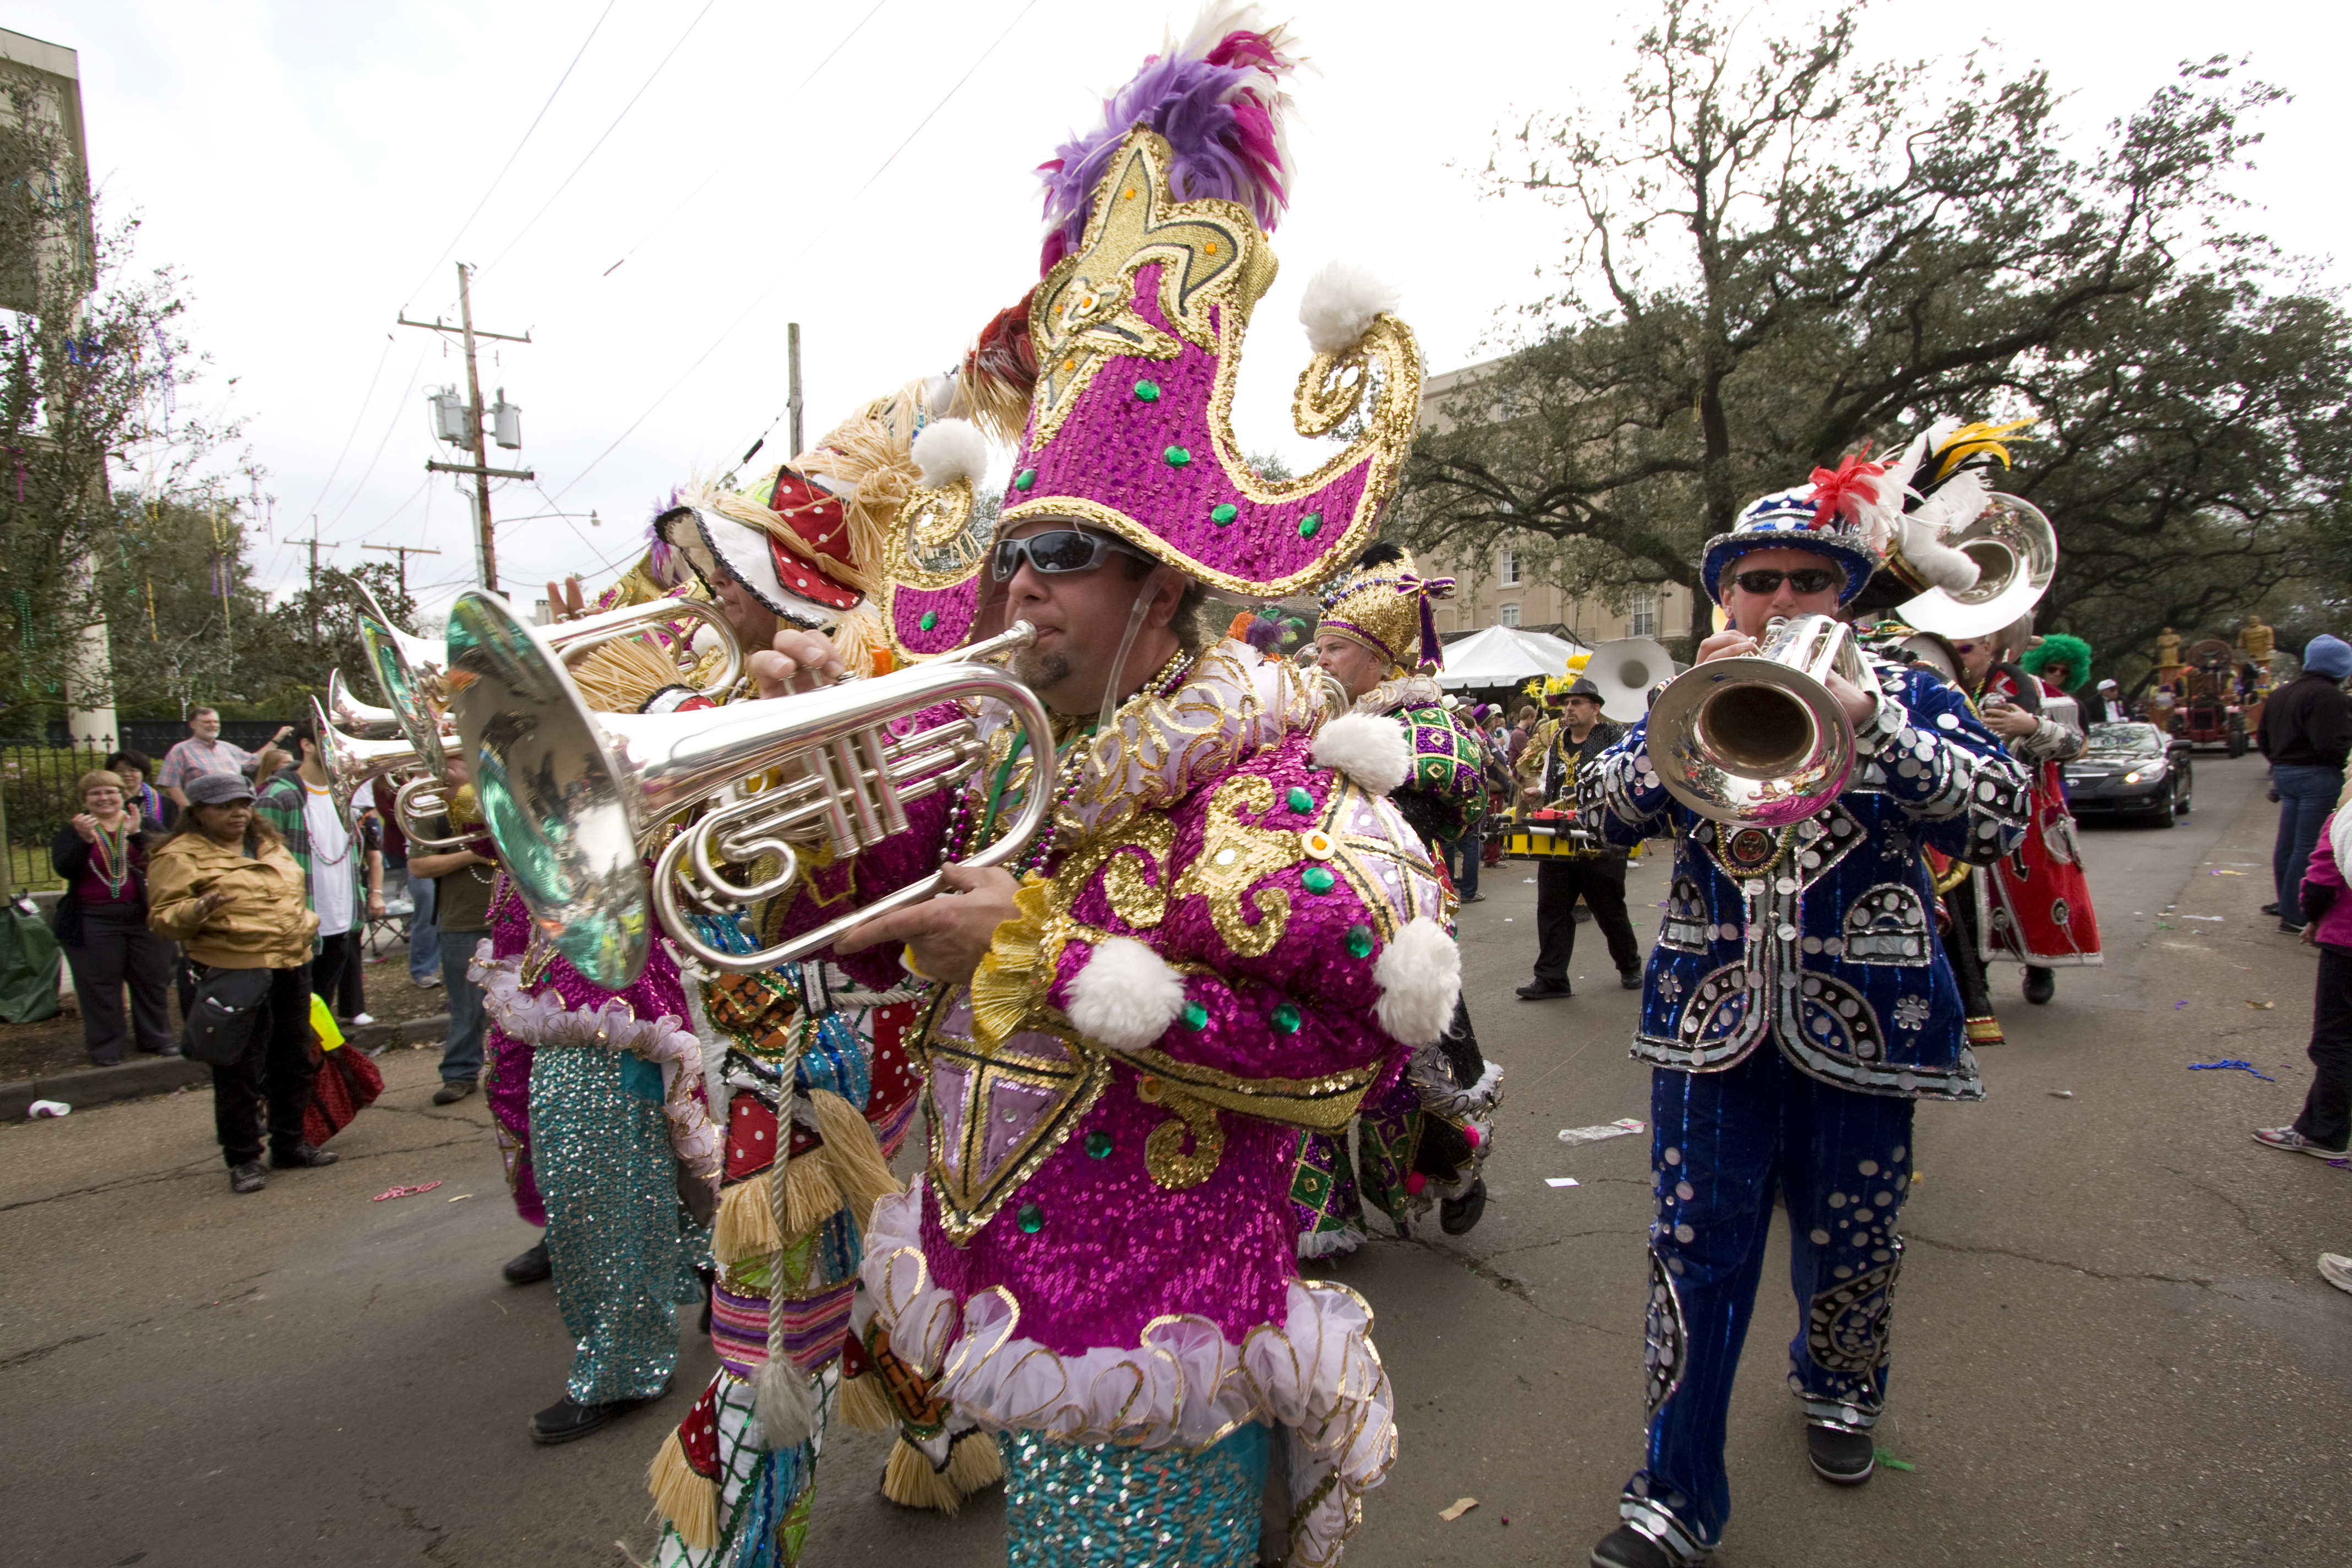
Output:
top-left (1519, 676), bottom-right (1642, 998)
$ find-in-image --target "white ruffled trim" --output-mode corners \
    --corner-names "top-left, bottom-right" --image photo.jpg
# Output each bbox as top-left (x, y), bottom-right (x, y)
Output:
top-left (470, 946), bottom-right (722, 1191)
top-left (862, 1184), bottom-right (1396, 1568)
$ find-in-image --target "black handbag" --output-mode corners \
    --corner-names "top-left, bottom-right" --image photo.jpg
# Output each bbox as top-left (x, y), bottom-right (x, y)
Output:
top-left (181, 966), bottom-right (275, 1066)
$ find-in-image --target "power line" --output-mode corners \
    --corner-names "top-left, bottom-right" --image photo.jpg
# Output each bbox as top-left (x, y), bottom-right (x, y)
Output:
top-left (291, 333), bottom-right (395, 528)
top-left (548, 0), bottom-right (1044, 503)
top-left (597, 0), bottom-right (894, 280)
top-left (318, 350), bottom-right (429, 540)
top-left (400, 0), bottom-right (624, 307)
top-left (475, 0), bottom-right (723, 282)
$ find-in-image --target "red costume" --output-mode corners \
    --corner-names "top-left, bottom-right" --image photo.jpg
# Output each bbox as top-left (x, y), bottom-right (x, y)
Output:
top-left (1974, 666), bottom-right (2101, 967)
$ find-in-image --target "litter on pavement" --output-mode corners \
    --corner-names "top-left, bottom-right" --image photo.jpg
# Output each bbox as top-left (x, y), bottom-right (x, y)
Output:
top-left (1545, 1177), bottom-right (1582, 1188)
top-left (372, 1182), bottom-right (444, 1202)
top-left (2050, 1090), bottom-right (2075, 1098)
top-left (1439, 1499), bottom-right (1479, 1522)
top-left (24, 1099), bottom-right (69, 1118)
top-left (1559, 1118), bottom-right (1647, 1146)
top-left (2188, 1060), bottom-right (2277, 1082)
top-left (2247, 1000), bottom-right (2277, 1010)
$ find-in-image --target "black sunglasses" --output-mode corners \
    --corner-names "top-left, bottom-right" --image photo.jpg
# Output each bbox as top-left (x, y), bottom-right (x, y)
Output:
top-left (1730, 567), bottom-right (1843, 596)
top-left (990, 529), bottom-right (1152, 583)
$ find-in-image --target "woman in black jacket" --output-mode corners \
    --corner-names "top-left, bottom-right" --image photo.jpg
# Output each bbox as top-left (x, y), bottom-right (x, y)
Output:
top-left (52, 769), bottom-right (177, 1065)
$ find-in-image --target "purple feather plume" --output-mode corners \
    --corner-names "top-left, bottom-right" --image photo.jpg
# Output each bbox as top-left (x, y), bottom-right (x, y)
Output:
top-left (1035, 9), bottom-right (1297, 275)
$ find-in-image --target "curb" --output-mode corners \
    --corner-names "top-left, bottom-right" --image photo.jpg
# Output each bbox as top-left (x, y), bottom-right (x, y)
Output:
top-left (1, 1013), bottom-right (450, 1121)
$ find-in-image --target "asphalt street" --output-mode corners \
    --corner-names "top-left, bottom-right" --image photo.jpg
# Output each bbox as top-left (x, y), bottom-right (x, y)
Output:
top-left (3, 752), bottom-right (2345, 1567)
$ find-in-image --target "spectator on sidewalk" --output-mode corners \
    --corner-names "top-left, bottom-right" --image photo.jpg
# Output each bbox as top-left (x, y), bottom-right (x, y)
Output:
top-left (51, 770), bottom-right (176, 1065)
top-left (368, 777), bottom-right (441, 989)
top-left (2257, 634), bottom-right (2352, 933)
top-left (406, 754), bottom-right (495, 1105)
top-left (253, 720), bottom-right (382, 1023)
top-left (145, 772), bottom-right (334, 1195)
top-left (107, 749), bottom-right (175, 831)
top-left (2256, 803), bottom-right (2352, 1160)
top-left (156, 709), bottom-right (292, 811)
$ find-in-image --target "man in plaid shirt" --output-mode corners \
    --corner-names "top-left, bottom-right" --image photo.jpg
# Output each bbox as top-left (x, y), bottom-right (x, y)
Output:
top-left (157, 708), bottom-right (292, 809)
top-left (254, 719), bottom-right (381, 1018)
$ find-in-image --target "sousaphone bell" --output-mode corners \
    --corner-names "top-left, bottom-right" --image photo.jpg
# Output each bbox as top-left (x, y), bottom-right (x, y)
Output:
top-left (1584, 636), bottom-right (1678, 724)
top-left (1892, 493), bottom-right (2057, 640)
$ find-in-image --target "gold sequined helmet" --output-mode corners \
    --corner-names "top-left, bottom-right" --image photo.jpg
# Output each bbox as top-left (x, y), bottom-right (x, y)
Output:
top-left (1315, 543), bottom-right (1454, 674)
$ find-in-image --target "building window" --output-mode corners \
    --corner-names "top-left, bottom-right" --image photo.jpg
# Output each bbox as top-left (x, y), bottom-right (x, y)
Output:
top-left (1629, 586), bottom-right (1658, 639)
top-left (1499, 601), bottom-right (1521, 628)
top-left (1499, 547), bottom-right (1521, 587)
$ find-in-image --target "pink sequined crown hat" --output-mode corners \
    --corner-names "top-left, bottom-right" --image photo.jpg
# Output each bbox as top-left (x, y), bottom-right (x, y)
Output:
top-left (992, 6), bottom-right (1424, 601)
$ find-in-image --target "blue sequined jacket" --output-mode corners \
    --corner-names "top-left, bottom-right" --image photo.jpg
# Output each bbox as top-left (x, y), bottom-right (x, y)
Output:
top-left (1580, 656), bottom-right (2030, 1101)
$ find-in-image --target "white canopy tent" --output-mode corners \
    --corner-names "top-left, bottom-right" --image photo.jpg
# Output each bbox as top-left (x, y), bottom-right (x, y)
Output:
top-left (1433, 625), bottom-right (1591, 692)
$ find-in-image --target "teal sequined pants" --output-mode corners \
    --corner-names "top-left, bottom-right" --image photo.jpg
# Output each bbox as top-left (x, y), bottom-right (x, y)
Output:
top-left (531, 1042), bottom-right (706, 1404)
top-left (1003, 1424), bottom-right (1270, 1568)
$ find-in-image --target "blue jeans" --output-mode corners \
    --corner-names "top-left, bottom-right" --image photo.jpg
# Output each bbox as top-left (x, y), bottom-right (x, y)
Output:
top-left (1446, 829), bottom-right (1481, 898)
top-left (1621, 1045), bottom-right (1916, 1556)
top-left (2272, 764), bottom-right (2343, 917)
top-left (437, 932), bottom-right (486, 1084)
top-left (402, 868), bottom-right (440, 982)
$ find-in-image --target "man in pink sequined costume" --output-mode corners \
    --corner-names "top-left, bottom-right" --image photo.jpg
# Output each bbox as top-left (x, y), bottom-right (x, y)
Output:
top-left (734, 23), bottom-right (1458, 1561)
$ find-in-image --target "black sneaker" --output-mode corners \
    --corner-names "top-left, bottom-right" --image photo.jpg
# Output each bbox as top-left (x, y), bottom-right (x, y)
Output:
top-left (270, 1142), bottom-right (339, 1169)
top-left (1458, 892), bottom-right (1487, 903)
top-left (529, 1393), bottom-right (647, 1446)
top-left (2022, 967), bottom-right (2055, 1005)
top-left (2280, 919), bottom-right (2309, 935)
top-left (1439, 1177), bottom-right (1488, 1235)
top-left (1620, 968), bottom-right (1643, 990)
top-left (1806, 1423), bottom-right (1876, 1485)
top-left (433, 1079), bottom-right (479, 1105)
top-left (228, 1161), bottom-right (268, 1195)
top-left (503, 1240), bottom-right (553, 1285)
top-left (2261, 902), bottom-right (2282, 916)
top-left (1592, 1523), bottom-right (1700, 1568)
top-left (1516, 981), bottom-right (1574, 1001)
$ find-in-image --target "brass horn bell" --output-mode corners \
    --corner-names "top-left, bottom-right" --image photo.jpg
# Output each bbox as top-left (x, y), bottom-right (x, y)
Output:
top-left (1892, 492), bottom-right (2057, 640)
top-left (1644, 614), bottom-right (1872, 826)
top-left (444, 590), bottom-right (1057, 991)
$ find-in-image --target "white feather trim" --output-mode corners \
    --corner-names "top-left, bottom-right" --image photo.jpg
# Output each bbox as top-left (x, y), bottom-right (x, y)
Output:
top-left (911, 418), bottom-right (989, 488)
top-left (1066, 937), bottom-right (1188, 1053)
top-left (1371, 917), bottom-right (1461, 1046)
top-left (1894, 515), bottom-right (1981, 592)
top-left (1299, 261), bottom-right (1400, 355)
top-left (1311, 712), bottom-right (1411, 794)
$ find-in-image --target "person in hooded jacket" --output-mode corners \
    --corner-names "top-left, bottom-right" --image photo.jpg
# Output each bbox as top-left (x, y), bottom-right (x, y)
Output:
top-left (2256, 634), bottom-right (2352, 933)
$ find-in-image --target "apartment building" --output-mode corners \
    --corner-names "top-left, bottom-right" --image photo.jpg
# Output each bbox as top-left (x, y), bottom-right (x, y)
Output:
top-left (1412, 357), bottom-right (1689, 648)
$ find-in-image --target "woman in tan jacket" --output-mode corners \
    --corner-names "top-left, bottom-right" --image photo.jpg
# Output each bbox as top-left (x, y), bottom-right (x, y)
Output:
top-left (147, 771), bottom-right (334, 1195)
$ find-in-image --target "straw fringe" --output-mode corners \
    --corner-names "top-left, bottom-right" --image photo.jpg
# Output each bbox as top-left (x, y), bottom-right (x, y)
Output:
top-left (835, 1369), bottom-right (896, 1433)
top-left (883, 1438), bottom-right (965, 1513)
top-left (646, 1428), bottom-right (720, 1550)
top-left (710, 1174), bottom-right (781, 1266)
top-left (948, 1432), bottom-right (1005, 1495)
top-left (810, 1089), bottom-right (903, 1231)
top-left (569, 634), bottom-right (687, 715)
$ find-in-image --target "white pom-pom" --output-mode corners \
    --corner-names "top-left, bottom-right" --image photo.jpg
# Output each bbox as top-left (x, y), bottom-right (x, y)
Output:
top-left (1312, 712), bottom-right (1411, 794)
top-left (911, 418), bottom-right (989, 488)
top-left (1372, 917), bottom-right (1461, 1046)
top-left (1066, 937), bottom-right (1188, 1052)
top-left (1299, 261), bottom-right (1400, 355)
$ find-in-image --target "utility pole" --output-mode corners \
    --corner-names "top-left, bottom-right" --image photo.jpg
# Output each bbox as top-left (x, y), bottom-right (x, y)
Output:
top-left (787, 322), bottom-right (803, 459)
top-left (362, 542), bottom-right (443, 602)
top-left (304, 517), bottom-right (325, 644)
top-left (399, 262), bottom-right (532, 592)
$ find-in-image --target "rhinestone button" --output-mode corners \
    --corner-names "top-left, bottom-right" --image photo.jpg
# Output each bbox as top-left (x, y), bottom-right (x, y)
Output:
top-left (1014, 467), bottom-right (1036, 491)
top-left (1345, 924), bottom-right (1375, 959)
top-left (1180, 1001), bottom-right (1208, 1031)
top-left (1133, 379), bottom-right (1161, 402)
top-left (1286, 786), bottom-right (1313, 813)
top-left (1163, 445), bottom-right (1193, 467)
top-left (1211, 503), bottom-right (1238, 525)
top-left (1271, 1003), bottom-right (1302, 1034)
top-left (1300, 865), bottom-right (1336, 895)
top-left (1016, 1202), bottom-right (1043, 1234)
top-left (1084, 1130), bottom-right (1113, 1159)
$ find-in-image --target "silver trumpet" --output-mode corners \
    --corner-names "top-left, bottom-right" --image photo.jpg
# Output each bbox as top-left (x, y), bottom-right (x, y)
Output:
top-left (1645, 614), bottom-right (1873, 825)
top-left (443, 589), bottom-right (1056, 990)
top-left (326, 668), bottom-right (405, 741)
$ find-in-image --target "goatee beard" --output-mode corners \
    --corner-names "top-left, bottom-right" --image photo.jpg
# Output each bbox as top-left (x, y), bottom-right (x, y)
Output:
top-left (1010, 647), bottom-right (1071, 695)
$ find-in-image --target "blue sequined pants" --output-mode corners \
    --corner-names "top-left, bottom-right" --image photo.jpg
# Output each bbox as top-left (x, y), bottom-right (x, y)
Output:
top-left (1622, 1045), bottom-right (1914, 1556)
top-left (531, 1042), bottom-right (705, 1405)
top-left (1003, 1424), bottom-right (1270, 1568)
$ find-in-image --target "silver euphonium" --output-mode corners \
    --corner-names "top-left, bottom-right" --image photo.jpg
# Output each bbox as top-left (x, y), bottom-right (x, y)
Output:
top-left (325, 668), bottom-right (405, 741)
top-left (443, 589), bottom-right (1056, 990)
top-left (1645, 614), bottom-right (1875, 825)
top-left (1891, 493), bottom-right (2057, 639)
top-left (308, 694), bottom-right (427, 829)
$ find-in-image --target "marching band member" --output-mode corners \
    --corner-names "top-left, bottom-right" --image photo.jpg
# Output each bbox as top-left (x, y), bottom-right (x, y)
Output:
top-left (733, 18), bottom-right (1451, 1562)
top-left (1579, 459), bottom-right (2029, 1568)
top-left (1290, 544), bottom-right (1500, 1253)
top-left (1518, 674), bottom-right (1645, 999)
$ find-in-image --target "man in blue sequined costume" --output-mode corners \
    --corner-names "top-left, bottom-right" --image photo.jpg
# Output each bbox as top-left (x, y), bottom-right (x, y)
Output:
top-left (1578, 471), bottom-right (2030, 1568)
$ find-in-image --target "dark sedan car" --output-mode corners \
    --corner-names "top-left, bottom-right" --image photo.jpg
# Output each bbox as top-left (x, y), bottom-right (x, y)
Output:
top-left (2064, 721), bottom-right (2195, 827)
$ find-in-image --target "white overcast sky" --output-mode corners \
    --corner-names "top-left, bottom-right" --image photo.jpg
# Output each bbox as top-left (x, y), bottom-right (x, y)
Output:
top-left (17, 0), bottom-right (2350, 619)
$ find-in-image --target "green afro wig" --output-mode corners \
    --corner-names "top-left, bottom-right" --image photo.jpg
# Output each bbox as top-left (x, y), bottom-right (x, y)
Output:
top-left (2021, 633), bottom-right (2093, 693)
